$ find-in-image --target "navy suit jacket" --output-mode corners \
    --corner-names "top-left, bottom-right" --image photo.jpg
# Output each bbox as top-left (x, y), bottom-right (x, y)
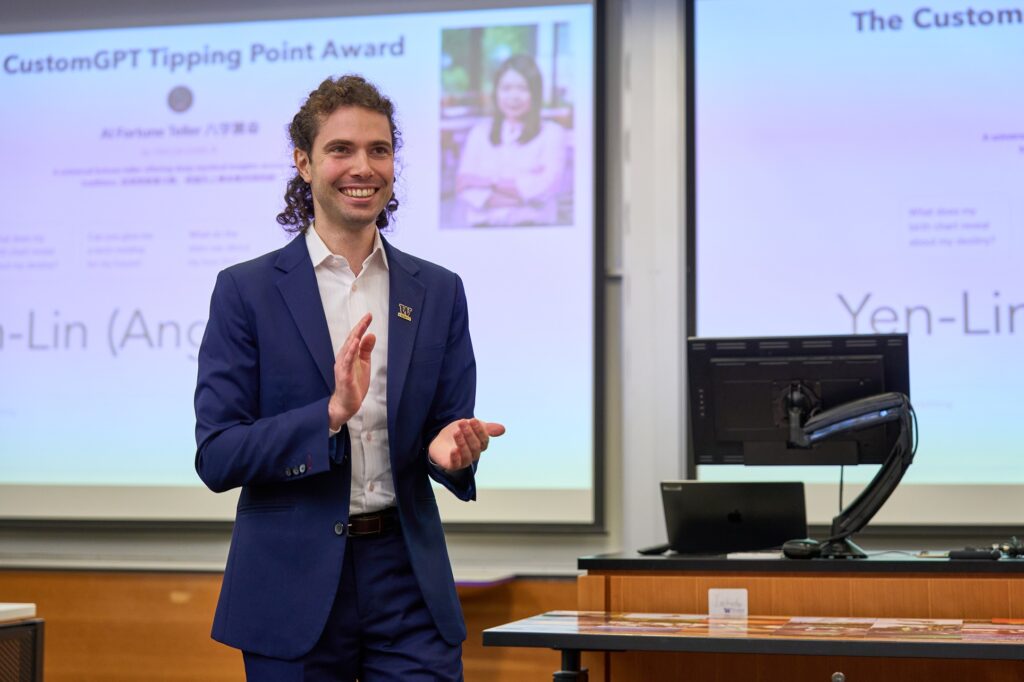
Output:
top-left (194, 233), bottom-right (476, 659)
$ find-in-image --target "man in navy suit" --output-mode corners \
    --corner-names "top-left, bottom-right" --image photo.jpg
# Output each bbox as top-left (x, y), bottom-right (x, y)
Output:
top-left (194, 75), bottom-right (504, 681)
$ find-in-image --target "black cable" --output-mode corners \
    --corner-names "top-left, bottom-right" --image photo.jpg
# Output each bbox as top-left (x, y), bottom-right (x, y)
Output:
top-left (910, 404), bottom-right (919, 456)
top-left (838, 465), bottom-right (844, 513)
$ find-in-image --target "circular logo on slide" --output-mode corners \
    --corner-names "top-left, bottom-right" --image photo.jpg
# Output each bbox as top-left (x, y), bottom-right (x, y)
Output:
top-left (167, 86), bottom-right (194, 113)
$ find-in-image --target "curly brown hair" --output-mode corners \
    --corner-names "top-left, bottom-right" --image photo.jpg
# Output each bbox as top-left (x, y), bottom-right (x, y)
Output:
top-left (276, 75), bottom-right (402, 232)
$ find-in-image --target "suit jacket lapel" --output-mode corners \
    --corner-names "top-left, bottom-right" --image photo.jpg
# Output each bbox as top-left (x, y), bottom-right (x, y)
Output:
top-left (384, 239), bottom-right (425, 437)
top-left (275, 235), bottom-right (334, 392)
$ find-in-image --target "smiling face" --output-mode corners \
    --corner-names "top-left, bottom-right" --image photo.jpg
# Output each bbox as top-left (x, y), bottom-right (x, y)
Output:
top-left (495, 67), bottom-right (532, 122)
top-left (293, 105), bottom-right (395, 236)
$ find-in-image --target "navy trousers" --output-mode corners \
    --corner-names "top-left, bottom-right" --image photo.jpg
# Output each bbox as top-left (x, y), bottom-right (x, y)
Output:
top-left (242, 527), bottom-right (463, 681)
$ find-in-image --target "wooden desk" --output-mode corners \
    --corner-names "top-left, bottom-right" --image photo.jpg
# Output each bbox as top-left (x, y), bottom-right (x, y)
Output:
top-left (484, 611), bottom-right (1024, 681)
top-left (572, 553), bottom-right (1024, 681)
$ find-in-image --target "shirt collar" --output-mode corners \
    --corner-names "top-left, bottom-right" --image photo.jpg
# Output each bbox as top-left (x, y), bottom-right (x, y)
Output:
top-left (305, 223), bottom-right (389, 272)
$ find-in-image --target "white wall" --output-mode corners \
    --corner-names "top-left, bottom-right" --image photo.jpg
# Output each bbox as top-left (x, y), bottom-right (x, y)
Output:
top-left (616, 0), bottom-right (688, 554)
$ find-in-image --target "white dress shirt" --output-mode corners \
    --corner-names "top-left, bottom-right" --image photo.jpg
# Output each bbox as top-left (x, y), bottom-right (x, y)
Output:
top-left (306, 225), bottom-right (394, 515)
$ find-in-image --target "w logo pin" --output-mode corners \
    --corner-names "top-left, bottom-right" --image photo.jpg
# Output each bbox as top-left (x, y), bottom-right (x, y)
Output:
top-left (397, 304), bottom-right (413, 321)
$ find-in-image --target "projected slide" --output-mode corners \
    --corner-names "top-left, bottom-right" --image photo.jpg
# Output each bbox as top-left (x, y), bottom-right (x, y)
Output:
top-left (0, 3), bottom-right (595, 522)
top-left (694, 0), bottom-right (1022, 488)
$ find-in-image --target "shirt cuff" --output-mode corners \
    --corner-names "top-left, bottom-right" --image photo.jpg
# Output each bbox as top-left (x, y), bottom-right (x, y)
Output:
top-left (429, 458), bottom-right (471, 484)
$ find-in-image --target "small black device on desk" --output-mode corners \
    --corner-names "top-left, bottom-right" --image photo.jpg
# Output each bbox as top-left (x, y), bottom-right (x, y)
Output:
top-left (782, 537), bottom-right (823, 559)
top-left (949, 548), bottom-right (1002, 560)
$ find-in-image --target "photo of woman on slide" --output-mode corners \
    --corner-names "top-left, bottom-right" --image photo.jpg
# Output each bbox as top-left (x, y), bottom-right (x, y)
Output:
top-left (440, 23), bottom-right (575, 228)
top-left (454, 54), bottom-right (568, 226)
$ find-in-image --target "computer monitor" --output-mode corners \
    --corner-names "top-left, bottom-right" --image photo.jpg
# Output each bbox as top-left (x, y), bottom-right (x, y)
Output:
top-left (688, 334), bottom-right (916, 558)
top-left (688, 334), bottom-right (910, 467)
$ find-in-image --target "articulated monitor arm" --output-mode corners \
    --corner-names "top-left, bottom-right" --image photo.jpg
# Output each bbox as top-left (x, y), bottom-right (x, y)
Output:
top-left (801, 392), bottom-right (916, 559)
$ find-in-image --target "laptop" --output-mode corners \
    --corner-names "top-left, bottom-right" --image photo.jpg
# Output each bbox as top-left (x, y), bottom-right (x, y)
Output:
top-left (658, 481), bottom-right (807, 554)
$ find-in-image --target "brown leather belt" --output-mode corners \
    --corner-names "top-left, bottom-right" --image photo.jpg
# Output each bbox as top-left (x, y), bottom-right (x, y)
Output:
top-left (346, 507), bottom-right (400, 537)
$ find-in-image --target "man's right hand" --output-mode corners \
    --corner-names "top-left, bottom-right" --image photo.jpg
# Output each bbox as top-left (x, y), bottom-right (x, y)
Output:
top-left (328, 312), bottom-right (375, 431)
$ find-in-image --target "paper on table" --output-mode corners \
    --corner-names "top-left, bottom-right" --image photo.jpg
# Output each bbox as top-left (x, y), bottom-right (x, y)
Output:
top-left (708, 589), bottom-right (748, 619)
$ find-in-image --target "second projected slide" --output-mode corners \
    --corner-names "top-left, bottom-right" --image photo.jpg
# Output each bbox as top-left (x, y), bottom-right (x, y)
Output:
top-left (695, 0), bottom-right (1022, 484)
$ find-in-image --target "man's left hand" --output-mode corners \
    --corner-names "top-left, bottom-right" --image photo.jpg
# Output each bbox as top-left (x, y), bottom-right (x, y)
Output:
top-left (428, 418), bottom-right (506, 472)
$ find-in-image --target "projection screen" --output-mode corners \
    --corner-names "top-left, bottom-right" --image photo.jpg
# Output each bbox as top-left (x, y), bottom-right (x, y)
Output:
top-left (690, 0), bottom-right (1023, 526)
top-left (0, 0), bottom-right (601, 527)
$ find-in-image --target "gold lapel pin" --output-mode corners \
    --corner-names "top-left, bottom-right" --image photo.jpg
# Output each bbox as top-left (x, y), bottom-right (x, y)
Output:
top-left (397, 304), bottom-right (413, 321)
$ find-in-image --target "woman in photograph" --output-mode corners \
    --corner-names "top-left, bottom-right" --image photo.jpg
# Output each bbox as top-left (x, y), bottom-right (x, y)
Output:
top-left (455, 54), bottom-right (568, 226)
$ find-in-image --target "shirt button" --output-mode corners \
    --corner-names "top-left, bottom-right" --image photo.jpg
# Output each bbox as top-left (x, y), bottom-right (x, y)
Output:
top-left (368, 482), bottom-right (376, 492)
top-left (365, 432), bottom-right (373, 442)
top-left (351, 284), bottom-right (358, 292)
top-left (334, 522), bottom-right (346, 536)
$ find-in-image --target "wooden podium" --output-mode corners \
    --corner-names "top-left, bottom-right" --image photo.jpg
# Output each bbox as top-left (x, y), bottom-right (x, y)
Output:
top-left (573, 553), bottom-right (1024, 682)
